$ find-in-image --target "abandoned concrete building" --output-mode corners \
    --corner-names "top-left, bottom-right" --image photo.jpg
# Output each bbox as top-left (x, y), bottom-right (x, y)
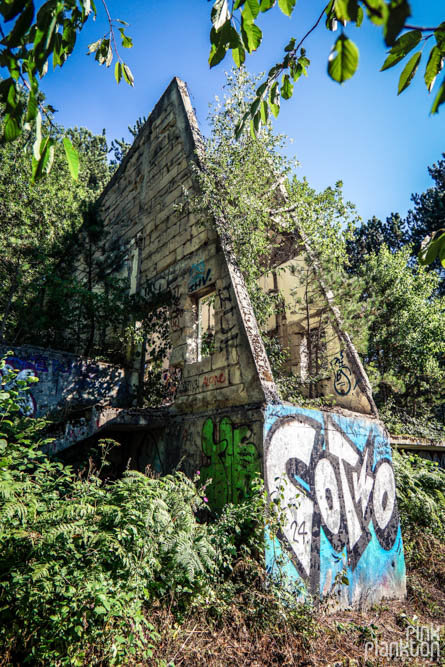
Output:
top-left (4, 76), bottom-right (433, 608)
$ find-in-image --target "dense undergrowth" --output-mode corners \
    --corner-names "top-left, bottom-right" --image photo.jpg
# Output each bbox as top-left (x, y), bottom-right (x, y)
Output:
top-left (0, 367), bottom-right (444, 665)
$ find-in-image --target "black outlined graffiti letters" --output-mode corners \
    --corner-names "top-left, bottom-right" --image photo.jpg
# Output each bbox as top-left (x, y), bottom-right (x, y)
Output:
top-left (330, 350), bottom-right (356, 396)
top-left (265, 413), bottom-right (400, 595)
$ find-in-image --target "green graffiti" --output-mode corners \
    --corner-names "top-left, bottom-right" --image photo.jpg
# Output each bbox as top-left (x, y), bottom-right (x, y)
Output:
top-left (201, 417), bottom-right (260, 512)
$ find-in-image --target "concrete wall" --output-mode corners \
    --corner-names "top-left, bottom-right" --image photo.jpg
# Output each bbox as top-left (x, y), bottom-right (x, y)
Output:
top-left (92, 77), bottom-right (274, 474)
top-left (264, 404), bottom-right (406, 608)
top-left (0, 344), bottom-right (127, 418)
top-left (260, 260), bottom-right (373, 415)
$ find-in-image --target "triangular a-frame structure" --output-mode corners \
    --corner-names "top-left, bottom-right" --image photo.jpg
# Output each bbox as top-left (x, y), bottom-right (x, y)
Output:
top-left (89, 77), bottom-right (406, 608)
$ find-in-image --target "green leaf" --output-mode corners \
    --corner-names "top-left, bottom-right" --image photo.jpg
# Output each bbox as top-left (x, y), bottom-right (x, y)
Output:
top-left (122, 63), bottom-right (134, 86)
top-left (3, 114), bottom-right (20, 141)
top-left (211, 0), bottom-right (229, 31)
top-left (118, 28), bottom-right (133, 48)
top-left (431, 77), bottom-right (445, 114)
top-left (384, 0), bottom-right (411, 47)
top-left (418, 231), bottom-right (445, 265)
top-left (5, 1), bottom-right (35, 48)
top-left (439, 240), bottom-right (445, 267)
top-left (334, 0), bottom-right (359, 23)
top-left (256, 82), bottom-right (267, 97)
top-left (250, 112), bottom-right (260, 138)
top-left (26, 91), bottom-right (38, 122)
top-left (243, 0), bottom-right (260, 21)
top-left (380, 30), bottom-right (421, 71)
top-left (31, 137), bottom-right (53, 182)
top-left (281, 73), bottom-right (293, 99)
top-left (397, 51), bottom-right (421, 94)
top-left (209, 40), bottom-right (227, 67)
top-left (259, 0), bottom-right (275, 11)
top-left (260, 99), bottom-right (268, 123)
top-left (241, 17), bottom-right (262, 52)
top-left (33, 110), bottom-right (42, 158)
top-left (250, 97), bottom-right (261, 116)
top-left (434, 23), bottom-right (445, 53)
top-left (231, 36), bottom-right (245, 65)
top-left (269, 81), bottom-right (280, 117)
top-left (278, 0), bottom-right (296, 17)
top-left (249, 120), bottom-right (256, 142)
top-left (290, 62), bottom-right (303, 81)
top-left (356, 6), bottom-right (364, 26)
top-left (424, 46), bottom-right (443, 93)
top-left (63, 137), bottom-right (79, 180)
top-left (364, 0), bottom-right (387, 26)
top-left (284, 37), bottom-right (295, 52)
top-left (114, 61), bottom-right (122, 84)
top-left (327, 34), bottom-right (359, 83)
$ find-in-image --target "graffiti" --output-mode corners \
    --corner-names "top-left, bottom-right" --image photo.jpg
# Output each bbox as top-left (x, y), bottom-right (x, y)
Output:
top-left (330, 350), bottom-right (356, 396)
top-left (53, 358), bottom-right (73, 374)
top-left (0, 363), bottom-right (37, 416)
top-left (220, 306), bottom-right (236, 335)
top-left (188, 261), bottom-right (212, 293)
top-left (216, 283), bottom-right (233, 308)
top-left (218, 332), bottom-right (239, 353)
top-left (143, 261), bottom-right (186, 298)
top-left (203, 372), bottom-right (226, 388)
top-left (201, 417), bottom-right (260, 512)
top-left (177, 377), bottom-right (200, 395)
top-left (1, 352), bottom-right (75, 376)
top-left (161, 367), bottom-right (182, 400)
top-left (170, 304), bottom-right (184, 331)
top-left (264, 405), bottom-right (405, 603)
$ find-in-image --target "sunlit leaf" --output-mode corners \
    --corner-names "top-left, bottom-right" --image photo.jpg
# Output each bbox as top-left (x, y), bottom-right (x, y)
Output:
top-left (63, 137), bottom-right (79, 180)
top-left (397, 51), bottom-right (421, 94)
top-left (431, 77), bottom-right (445, 114)
top-left (278, 0), bottom-right (296, 17)
top-left (328, 34), bottom-right (359, 83)
top-left (424, 46), bottom-right (443, 93)
top-left (381, 30), bottom-right (421, 71)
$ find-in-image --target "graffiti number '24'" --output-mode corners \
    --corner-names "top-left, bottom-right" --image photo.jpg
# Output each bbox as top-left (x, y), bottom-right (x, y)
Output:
top-left (265, 414), bottom-right (400, 595)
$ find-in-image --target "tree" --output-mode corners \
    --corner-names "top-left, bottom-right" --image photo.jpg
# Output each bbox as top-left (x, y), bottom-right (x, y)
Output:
top-left (0, 111), bottom-right (113, 345)
top-left (190, 68), bottom-right (364, 403)
top-left (346, 213), bottom-right (406, 274)
top-left (347, 156), bottom-right (445, 290)
top-left (1, 1), bottom-right (444, 179)
top-left (357, 245), bottom-right (445, 432)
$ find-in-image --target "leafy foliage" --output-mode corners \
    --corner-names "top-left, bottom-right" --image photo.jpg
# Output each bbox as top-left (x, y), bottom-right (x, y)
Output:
top-left (0, 111), bottom-right (113, 349)
top-left (0, 368), bottom-right (319, 664)
top-left (348, 155), bottom-right (445, 290)
top-left (393, 450), bottom-right (445, 539)
top-left (0, 0), bottom-right (134, 180)
top-left (355, 246), bottom-right (444, 422)
top-left (209, 0), bottom-right (445, 139)
top-left (192, 68), bottom-right (355, 329)
top-left (0, 369), bottom-right (216, 663)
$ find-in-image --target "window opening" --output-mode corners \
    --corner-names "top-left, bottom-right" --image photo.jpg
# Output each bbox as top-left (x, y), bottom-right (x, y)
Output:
top-left (198, 291), bottom-right (216, 360)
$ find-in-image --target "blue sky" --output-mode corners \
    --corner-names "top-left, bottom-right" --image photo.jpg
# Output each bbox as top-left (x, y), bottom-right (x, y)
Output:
top-left (36, 1), bottom-right (444, 224)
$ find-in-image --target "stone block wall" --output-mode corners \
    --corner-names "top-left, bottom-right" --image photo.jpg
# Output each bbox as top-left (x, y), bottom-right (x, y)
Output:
top-left (0, 344), bottom-right (128, 418)
top-left (95, 77), bottom-right (271, 425)
top-left (264, 404), bottom-right (406, 607)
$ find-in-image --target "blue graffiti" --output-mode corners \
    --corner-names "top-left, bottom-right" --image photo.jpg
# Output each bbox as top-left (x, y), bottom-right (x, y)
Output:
top-left (264, 405), bottom-right (406, 604)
